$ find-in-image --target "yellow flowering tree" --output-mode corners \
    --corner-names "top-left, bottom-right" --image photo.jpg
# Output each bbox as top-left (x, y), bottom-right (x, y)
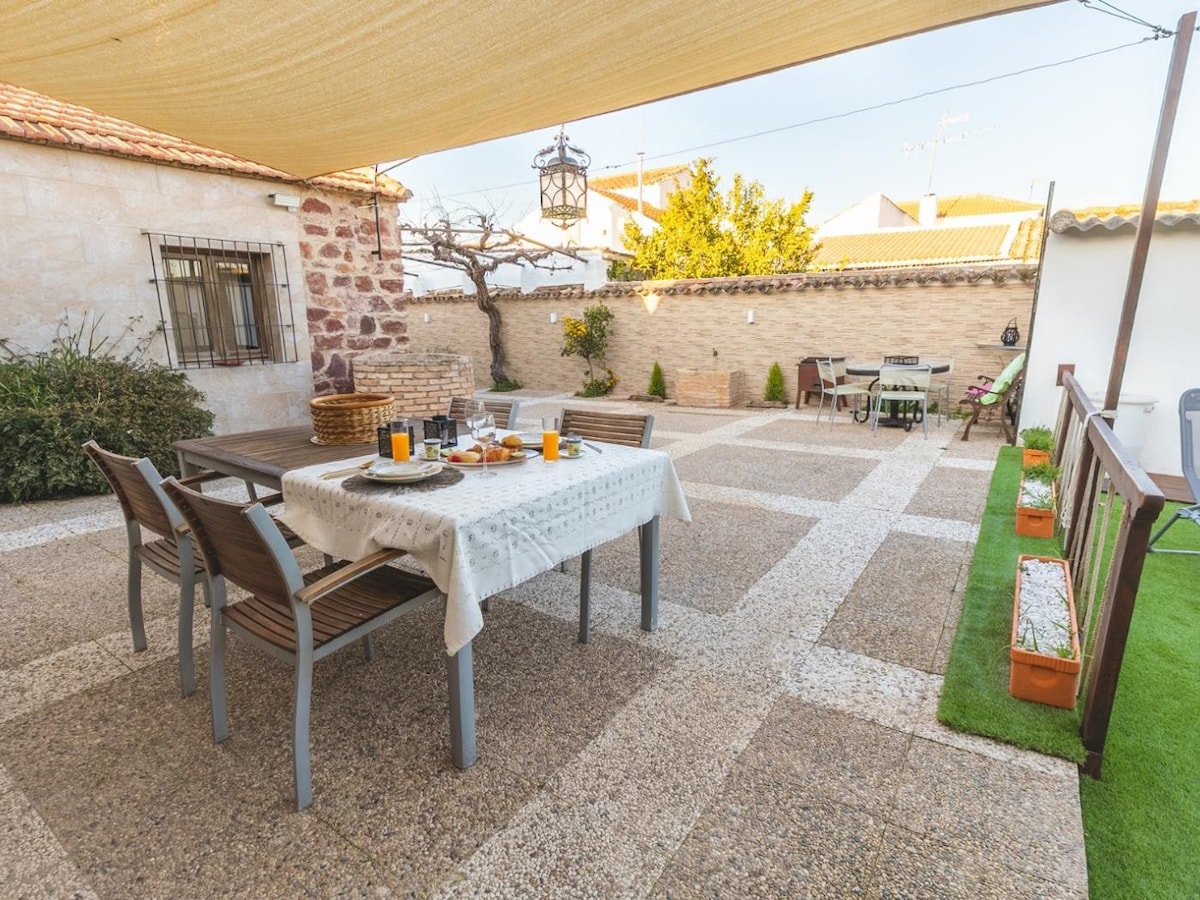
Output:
top-left (561, 304), bottom-right (618, 396)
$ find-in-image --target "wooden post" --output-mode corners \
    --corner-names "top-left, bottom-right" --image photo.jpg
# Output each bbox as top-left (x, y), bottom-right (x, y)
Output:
top-left (1104, 13), bottom-right (1195, 413)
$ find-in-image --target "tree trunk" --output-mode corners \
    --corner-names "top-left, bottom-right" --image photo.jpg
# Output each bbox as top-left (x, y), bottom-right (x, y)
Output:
top-left (471, 274), bottom-right (508, 385)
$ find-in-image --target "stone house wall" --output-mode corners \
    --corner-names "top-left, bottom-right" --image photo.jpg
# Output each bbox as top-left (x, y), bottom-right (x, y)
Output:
top-left (403, 268), bottom-right (1037, 407)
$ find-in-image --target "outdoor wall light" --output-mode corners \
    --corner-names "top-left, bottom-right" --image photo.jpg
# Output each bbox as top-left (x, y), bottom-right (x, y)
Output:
top-left (747, 309), bottom-right (756, 324)
top-left (642, 291), bottom-right (662, 315)
top-left (533, 128), bottom-right (590, 229)
top-left (269, 192), bottom-right (301, 212)
top-left (423, 312), bottom-right (431, 324)
top-left (549, 312), bottom-right (558, 324)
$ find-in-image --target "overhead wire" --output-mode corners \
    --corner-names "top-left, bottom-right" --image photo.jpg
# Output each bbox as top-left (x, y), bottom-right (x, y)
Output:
top-left (409, 34), bottom-right (1166, 204)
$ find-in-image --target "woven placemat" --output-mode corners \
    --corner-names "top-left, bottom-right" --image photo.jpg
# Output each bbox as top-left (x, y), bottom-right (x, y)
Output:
top-left (341, 467), bottom-right (465, 494)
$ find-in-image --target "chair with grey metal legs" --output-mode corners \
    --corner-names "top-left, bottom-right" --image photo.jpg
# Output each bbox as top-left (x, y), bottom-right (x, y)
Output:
top-left (815, 358), bottom-right (872, 429)
top-left (871, 363), bottom-right (932, 437)
top-left (556, 409), bottom-right (655, 643)
top-left (1148, 387), bottom-right (1200, 554)
top-left (163, 477), bottom-right (441, 811)
top-left (82, 440), bottom-right (222, 696)
top-left (928, 355), bottom-right (955, 426)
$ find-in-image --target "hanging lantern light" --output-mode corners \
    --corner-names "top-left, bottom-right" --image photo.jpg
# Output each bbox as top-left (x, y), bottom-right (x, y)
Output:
top-left (533, 128), bottom-right (590, 228)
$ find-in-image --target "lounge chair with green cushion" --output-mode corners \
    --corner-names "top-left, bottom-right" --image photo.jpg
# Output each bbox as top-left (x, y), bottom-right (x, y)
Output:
top-left (959, 352), bottom-right (1026, 442)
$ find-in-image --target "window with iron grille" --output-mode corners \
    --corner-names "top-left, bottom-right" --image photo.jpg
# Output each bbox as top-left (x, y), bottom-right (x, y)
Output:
top-left (146, 233), bottom-right (299, 369)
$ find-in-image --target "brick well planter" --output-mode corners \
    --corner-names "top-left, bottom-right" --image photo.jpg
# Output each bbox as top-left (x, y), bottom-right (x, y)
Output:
top-left (353, 352), bottom-right (474, 419)
top-left (676, 369), bottom-right (745, 408)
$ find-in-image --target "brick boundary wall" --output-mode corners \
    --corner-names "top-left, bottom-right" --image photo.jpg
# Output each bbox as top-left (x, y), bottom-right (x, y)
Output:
top-left (403, 266), bottom-right (1037, 409)
top-left (353, 352), bottom-right (474, 418)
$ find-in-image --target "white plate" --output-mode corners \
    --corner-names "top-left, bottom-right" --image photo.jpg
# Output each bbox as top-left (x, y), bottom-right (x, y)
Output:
top-left (362, 461), bottom-right (443, 483)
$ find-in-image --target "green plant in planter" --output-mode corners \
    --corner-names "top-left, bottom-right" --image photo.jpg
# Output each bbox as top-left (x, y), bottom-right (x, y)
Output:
top-left (763, 362), bottom-right (786, 403)
top-left (647, 361), bottom-right (667, 399)
top-left (1023, 460), bottom-right (1061, 484)
top-left (1020, 425), bottom-right (1054, 452)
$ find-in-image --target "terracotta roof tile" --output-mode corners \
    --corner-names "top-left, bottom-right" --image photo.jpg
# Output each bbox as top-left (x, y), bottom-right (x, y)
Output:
top-left (1008, 217), bottom-right (1044, 261)
top-left (591, 187), bottom-right (667, 222)
top-left (1050, 199), bottom-right (1200, 232)
top-left (813, 224), bottom-right (1019, 270)
top-left (895, 193), bottom-right (1044, 219)
top-left (0, 82), bottom-right (409, 200)
top-left (590, 164), bottom-right (689, 191)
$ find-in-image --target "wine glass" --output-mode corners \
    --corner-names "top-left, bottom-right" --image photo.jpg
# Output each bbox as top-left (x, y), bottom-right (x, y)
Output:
top-left (470, 411), bottom-right (497, 478)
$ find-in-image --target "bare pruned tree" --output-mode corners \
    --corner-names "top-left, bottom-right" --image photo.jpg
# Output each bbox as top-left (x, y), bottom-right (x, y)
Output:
top-left (403, 213), bottom-right (580, 386)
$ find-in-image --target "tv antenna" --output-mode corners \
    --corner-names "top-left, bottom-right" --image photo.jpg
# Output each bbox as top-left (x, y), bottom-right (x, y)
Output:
top-left (902, 112), bottom-right (991, 194)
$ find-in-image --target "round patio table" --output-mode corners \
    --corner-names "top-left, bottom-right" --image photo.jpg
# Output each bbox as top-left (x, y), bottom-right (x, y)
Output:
top-left (845, 360), bottom-right (951, 429)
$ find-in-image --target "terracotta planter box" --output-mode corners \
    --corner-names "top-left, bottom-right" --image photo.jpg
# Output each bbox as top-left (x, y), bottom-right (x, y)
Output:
top-left (1022, 448), bottom-right (1051, 466)
top-left (1010, 555), bottom-right (1081, 709)
top-left (676, 369), bottom-right (744, 408)
top-left (1015, 476), bottom-right (1055, 539)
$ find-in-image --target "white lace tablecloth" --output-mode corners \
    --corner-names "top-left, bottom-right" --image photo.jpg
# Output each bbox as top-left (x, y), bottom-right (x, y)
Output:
top-left (278, 444), bottom-right (691, 656)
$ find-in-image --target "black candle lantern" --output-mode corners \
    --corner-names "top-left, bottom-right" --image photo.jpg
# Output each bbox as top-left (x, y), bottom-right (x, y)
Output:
top-left (1001, 318), bottom-right (1021, 347)
top-left (423, 415), bottom-right (458, 448)
top-left (533, 128), bottom-right (590, 229)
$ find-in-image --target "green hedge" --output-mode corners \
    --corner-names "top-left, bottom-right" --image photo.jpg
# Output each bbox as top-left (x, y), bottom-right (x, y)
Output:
top-left (0, 336), bottom-right (213, 503)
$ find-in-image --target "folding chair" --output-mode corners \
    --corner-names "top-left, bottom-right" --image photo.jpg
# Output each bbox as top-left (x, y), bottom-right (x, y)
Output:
top-left (1148, 388), bottom-right (1200, 554)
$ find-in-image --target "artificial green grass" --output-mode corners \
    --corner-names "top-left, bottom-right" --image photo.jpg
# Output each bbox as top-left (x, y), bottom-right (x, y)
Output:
top-left (937, 446), bottom-right (1085, 761)
top-left (1078, 502), bottom-right (1200, 899)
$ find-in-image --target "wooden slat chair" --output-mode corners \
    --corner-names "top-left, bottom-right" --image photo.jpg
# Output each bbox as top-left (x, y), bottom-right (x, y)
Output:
top-left (447, 396), bottom-right (520, 429)
top-left (557, 409), bottom-right (655, 642)
top-left (162, 476), bottom-right (441, 811)
top-left (959, 352), bottom-right (1026, 443)
top-left (1148, 387), bottom-right (1200, 554)
top-left (82, 440), bottom-right (222, 696)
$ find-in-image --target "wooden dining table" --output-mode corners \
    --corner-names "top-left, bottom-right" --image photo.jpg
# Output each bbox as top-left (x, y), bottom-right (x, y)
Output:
top-left (174, 425), bottom-right (691, 770)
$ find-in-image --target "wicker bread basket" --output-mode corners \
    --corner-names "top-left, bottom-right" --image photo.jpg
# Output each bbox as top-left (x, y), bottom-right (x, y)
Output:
top-left (309, 393), bottom-right (395, 444)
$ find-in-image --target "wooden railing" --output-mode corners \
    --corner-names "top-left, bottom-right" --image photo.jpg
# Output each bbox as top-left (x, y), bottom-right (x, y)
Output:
top-left (1053, 371), bottom-right (1165, 777)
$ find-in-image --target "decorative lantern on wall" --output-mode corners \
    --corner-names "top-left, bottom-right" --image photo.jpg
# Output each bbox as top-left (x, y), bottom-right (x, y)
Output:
top-left (533, 128), bottom-right (590, 228)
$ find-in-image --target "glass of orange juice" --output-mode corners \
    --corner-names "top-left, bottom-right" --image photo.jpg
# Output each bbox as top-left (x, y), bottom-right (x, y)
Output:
top-left (389, 421), bottom-right (411, 462)
top-left (541, 416), bottom-right (559, 461)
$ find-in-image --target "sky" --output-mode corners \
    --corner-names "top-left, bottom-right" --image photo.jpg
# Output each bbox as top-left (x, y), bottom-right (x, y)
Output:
top-left (388, 1), bottom-right (1200, 229)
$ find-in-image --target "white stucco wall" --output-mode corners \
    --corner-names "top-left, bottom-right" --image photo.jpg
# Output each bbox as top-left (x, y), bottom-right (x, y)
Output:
top-left (0, 140), bottom-right (316, 433)
top-left (1021, 225), bottom-right (1199, 477)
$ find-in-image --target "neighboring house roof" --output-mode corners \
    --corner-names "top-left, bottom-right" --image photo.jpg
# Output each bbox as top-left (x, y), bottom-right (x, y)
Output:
top-left (591, 186), bottom-right (668, 223)
top-left (0, 82), bottom-right (409, 200)
top-left (590, 164), bottom-right (689, 191)
top-left (813, 219), bottom-right (1043, 270)
top-left (1050, 199), bottom-right (1200, 233)
top-left (895, 194), bottom-right (1044, 219)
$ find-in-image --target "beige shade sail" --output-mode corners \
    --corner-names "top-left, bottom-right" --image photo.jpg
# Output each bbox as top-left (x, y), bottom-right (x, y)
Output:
top-left (0, 0), bottom-right (1050, 179)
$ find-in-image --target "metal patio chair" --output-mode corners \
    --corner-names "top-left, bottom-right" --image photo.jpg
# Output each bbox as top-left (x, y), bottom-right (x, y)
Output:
top-left (557, 409), bottom-right (655, 642)
top-left (448, 396), bottom-right (520, 429)
top-left (82, 440), bottom-right (221, 696)
top-left (815, 358), bottom-right (872, 429)
top-left (1148, 387), bottom-right (1200, 554)
top-left (871, 363), bottom-right (933, 437)
top-left (162, 476), bottom-right (442, 811)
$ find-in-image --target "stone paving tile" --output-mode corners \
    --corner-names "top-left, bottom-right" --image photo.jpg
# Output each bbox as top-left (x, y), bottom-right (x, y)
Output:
top-left (874, 823), bottom-right (1088, 899)
top-left (0, 789), bottom-right (98, 900)
top-left (0, 538), bottom-right (180, 669)
top-left (650, 776), bottom-right (885, 898)
top-left (903, 464), bottom-right (994, 521)
top-left (819, 532), bottom-right (968, 671)
top-left (890, 737), bottom-right (1089, 893)
top-left (742, 414), bottom-right (908, 449)
top-left (587, 497), bottom-right (817, 615)
top-left (647, 410), bottom-right (746, 433)
top-left (674, 444), bottom-right (878, 502)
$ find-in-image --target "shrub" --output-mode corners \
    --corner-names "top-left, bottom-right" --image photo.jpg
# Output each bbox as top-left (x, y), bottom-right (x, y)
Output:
top-left (647, 361), bottom-right (667, 399)
top-left (0, 314), bottom-right (214, 503)
top-left (1022, 460), bottom-right (1061, 485)
top-left (763, 362), bottom-right (786, 403)
top-left (1020, 424), bottom-right (1054, 452)
top-left (561, 304), bottom-right (618, 396)
top-left (489, 378), bottom-right (522, 392)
